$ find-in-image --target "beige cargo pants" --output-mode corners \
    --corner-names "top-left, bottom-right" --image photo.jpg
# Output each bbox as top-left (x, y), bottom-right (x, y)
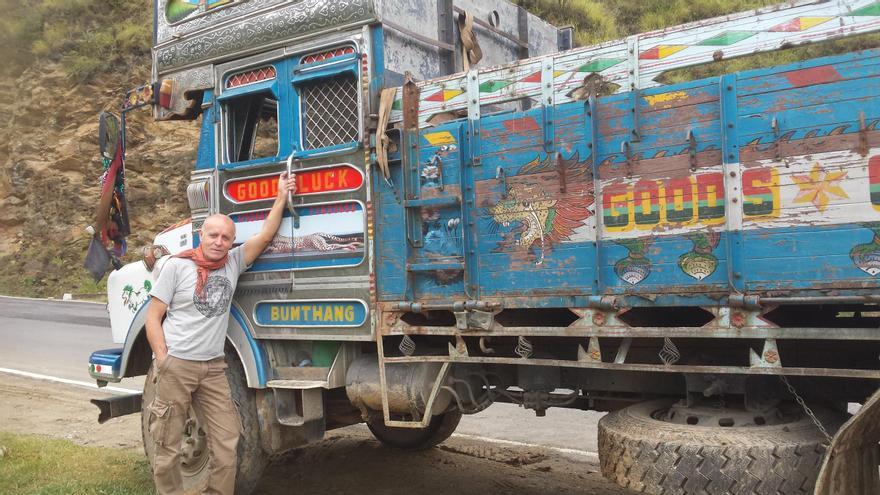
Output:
top-left (148, 355), bottom-right (241, 495)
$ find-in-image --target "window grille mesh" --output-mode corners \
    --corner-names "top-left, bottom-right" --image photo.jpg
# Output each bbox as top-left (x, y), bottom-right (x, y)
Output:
top-left (299, 73), bottom-right (359, 150)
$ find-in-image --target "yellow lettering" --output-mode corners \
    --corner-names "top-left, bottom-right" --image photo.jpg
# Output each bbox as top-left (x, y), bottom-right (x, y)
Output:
top-left (310, 174), bottom-right (321, 192)
top-left (236, 184), bottom-right (247, 200)
top-left (302, 306), bottom-right (311, 320)
top-left (312, 305), bottom-right (323, 321)
top-left (344, 305), bottom-right (355, 322)
top-left (324, 172), bottom-right (333, 190)
top-left (290, 306), bottom-right (300, 321)
top-left (334, 306), bottom-right (344, 321)
top-left (338, 169), bottom-right (350, 187)
top-left (271, 307), bottom-right (279, 321)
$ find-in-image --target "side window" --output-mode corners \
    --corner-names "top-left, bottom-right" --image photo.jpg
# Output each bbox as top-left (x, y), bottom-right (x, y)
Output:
top-left (294, 46), bottom-right (360, 152)
top-left (224, 92), bottom-right (279, 163)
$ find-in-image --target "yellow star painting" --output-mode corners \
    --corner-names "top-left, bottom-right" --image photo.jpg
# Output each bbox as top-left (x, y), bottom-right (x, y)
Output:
top-left (791, 163), bottom-right (848, 212)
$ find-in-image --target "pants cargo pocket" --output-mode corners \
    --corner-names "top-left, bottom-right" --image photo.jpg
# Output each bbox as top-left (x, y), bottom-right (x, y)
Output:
top-left (148, 399), bottom-right (173, 446)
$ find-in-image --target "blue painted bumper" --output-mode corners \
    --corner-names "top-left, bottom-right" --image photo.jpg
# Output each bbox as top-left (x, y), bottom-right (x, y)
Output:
top-left (89, 348), bottom-right (123, 383)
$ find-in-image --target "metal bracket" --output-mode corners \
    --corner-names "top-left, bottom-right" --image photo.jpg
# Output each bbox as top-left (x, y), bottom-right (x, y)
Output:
top-left (402, 73), bottom-right (424, 249)
top-left (626, 35), bottom-right (642, 142)
top-left (859, 111), bottom-right (868, 157)
top-left (771, 116), bottom-right (781, 161)
top-left (629, 90), bottom-right (642, 142)
top-left (614, 338), bottom-right (632, 364)
top-left (273, 387), bottom-right (324, 426)
top-left (466, 69), bottom-right (481, 164)
top-left (749, 338), bottom-right (781, 368)
top-left (622, 141), bottom-right (634, 178)
top-left (496, 166), bottom-right (508, 199)
top-left (542, 60), bottom-right (555, 153)
top-left (383, 362), bottom-right (450, 428)
top-left (577, 336), bottom-right (603, 363)
top-left (587, 93), bottom-right (603, 295)
top-left (687, 129), bottom-right (698, 172)
top-left (449, 333), bottom-right (469, 356)
top-left (437, 0), bottom-right (455, 74)
top-left (430, 153), bottom-right (445, 191)
top-left (555, 151), bottom-right (567, 193)
top-left (453, 308), bottom-right (494, 330)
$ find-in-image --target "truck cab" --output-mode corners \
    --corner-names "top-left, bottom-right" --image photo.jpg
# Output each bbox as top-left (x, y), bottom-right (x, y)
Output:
top-left (91, 1), bottom-right (571, 492)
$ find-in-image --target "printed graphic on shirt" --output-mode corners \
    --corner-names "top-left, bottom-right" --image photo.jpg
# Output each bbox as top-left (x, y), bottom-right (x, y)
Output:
top-left (193, 275), bottom-right (233, 318)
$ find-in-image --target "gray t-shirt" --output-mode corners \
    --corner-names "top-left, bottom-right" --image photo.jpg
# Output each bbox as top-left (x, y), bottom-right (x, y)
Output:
top-left (151, 246), bottom-right (247, 361)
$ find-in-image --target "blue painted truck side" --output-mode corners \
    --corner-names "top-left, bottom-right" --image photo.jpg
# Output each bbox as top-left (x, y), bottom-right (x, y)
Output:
top-left (377, 49), bottom-right (880, 307)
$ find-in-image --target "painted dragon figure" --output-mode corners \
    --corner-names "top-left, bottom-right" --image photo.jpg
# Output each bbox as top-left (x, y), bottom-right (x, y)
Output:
top-left (487, 152), bottom-right (593, 265)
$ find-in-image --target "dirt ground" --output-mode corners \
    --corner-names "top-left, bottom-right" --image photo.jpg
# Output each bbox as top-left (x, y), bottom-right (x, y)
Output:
top-left (0, 373), bottom-right (630, 494)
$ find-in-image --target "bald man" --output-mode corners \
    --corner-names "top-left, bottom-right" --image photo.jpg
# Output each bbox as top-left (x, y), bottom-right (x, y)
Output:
top-left (145, 172), bottom-right (295, 495)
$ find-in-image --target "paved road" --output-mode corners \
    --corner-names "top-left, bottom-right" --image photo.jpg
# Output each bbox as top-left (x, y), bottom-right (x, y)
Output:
top-left (0, 296), bottom-right (605, 453)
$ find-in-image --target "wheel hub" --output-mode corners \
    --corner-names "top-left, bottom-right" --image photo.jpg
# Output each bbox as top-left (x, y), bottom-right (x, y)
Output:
top-left (653, 400), bottom-right (801, 428)
top-left (180, 410), bottom-right (209, 475)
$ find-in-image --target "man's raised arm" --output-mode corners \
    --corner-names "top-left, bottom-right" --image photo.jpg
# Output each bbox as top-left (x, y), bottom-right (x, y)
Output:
top-left (242, 172), bottom-right (296, 266)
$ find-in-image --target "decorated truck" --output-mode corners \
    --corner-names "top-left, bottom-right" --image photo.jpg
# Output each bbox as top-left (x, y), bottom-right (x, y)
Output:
top-left (88, 0), bottom-right (880, 493)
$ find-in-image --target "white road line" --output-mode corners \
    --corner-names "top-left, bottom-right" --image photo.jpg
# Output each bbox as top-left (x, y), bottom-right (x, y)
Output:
top-left (0, 294), bottom-right (103, 305)
top-left (0, 368), bottom-right (139, 394)
top-left (451, 432), bottom-right (599, 460)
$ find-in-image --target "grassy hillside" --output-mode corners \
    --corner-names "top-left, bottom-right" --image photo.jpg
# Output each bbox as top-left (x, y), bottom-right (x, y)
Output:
top-left (0, 0), bottom-right (150, 82)
top-left (0, 0), bottom-right (876, 298)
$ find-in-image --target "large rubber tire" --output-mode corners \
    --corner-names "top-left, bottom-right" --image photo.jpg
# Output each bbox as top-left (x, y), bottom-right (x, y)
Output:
top-left (598, 399), bottom-right (845, 495)
top-left (141, 347), bottom-right (269, 494)
top-left (367, 409), bottom-right (462, 451)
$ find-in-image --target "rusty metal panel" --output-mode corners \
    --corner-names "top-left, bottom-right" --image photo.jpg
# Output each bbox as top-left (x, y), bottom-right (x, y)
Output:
top-left (377, 0), bottom-right (563, 83)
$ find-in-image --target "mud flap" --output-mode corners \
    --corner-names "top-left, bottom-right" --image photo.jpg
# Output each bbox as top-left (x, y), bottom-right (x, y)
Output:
top-left (90, 393), bottom-right (142, 424)
top-left (815, 388), bottom-right (880, 495)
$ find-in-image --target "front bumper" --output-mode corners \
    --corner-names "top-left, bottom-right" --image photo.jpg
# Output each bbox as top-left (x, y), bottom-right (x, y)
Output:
top-left (88, 348), bottom-right (123, 385)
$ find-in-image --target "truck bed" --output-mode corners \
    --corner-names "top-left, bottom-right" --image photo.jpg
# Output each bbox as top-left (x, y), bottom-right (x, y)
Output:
top-left (376, 47), bottom-right (880, 307)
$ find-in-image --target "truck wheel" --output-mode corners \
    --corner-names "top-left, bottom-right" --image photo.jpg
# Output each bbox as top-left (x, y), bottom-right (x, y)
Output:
top-left (367, 408), bottom-right (462, 450)
top-left (141, 346), bottom-right (268, 494)
top-left (598, 399), bottom-right (844, 495)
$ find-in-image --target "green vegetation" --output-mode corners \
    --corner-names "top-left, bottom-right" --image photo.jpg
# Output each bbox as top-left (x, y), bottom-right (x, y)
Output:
top-left (519, 0), bottom-right (779, 45)
top-left (0, 244), bottom-right (108, 300)
top-left (520, 0), bottom-right (878, 81)
top-left (657, 32), bottom-right (880, 84)
top-left (0, 432), bottom-right (152, 495)
top-left (0, 0), bottom-right (150, 82)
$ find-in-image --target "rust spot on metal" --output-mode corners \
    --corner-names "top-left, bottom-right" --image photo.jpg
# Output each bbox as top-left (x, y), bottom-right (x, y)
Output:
top-left (592, 311), bottom-right (606, 327)
top-left (763, 350), bottom-right (779, 364)
top-left (384, 311), bottom-right (400, 327)
top-left (731, 311), bottom-right (746, 328)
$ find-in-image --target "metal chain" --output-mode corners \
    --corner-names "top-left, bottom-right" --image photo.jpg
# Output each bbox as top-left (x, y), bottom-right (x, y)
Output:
top-left (779, 375), bottom-right (833, 444)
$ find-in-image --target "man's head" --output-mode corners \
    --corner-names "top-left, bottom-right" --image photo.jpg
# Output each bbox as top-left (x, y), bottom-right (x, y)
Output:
top-left (200, 214), bottom-right (236, 261)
